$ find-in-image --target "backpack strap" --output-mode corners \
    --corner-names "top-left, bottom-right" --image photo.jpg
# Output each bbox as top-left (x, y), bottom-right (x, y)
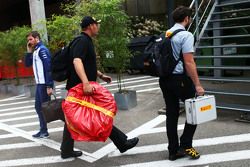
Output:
top-left (167, 29), bottom-right (186, 74)
top-left (167, 29), bottom-right (185, 39)
top-left (68, 35), bottom-right (84, 48)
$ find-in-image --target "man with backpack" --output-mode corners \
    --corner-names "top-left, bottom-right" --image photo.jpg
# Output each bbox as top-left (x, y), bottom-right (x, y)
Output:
top-left (25, 31), bottom-right (54, 138)
top-left (159, 6), bottom-right (205, 161)
top-left (60, 16), bottom-right (139, 159)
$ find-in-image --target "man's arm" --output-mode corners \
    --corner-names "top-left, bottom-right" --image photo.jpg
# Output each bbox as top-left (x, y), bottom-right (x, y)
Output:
top-left (39, 48), bottom-right (54, 87)
top-left (38, 48), bottom-right (54, 95)
top-left (97, 70), bottom-right (112, 83)
top-left (25, 41), bottom-right (33, 67)
top-left (73, 58), bottom-right (93, 94)
top-left (24, 53), bottom-right (33, 67)
top-left (183, 53), bottom-right (204, 95)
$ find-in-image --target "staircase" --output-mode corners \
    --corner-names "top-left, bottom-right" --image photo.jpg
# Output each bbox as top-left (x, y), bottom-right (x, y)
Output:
top-left (191, 0), bottom-right (250, 117)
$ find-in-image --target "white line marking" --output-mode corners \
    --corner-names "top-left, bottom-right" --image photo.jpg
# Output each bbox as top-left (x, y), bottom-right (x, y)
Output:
top-left (137, 87), bottom-right (160, 93)
top-left (0, 100), bottom-right (35, 107)
top-left (0, 142), bottom-right (41, 151)
top-left (13, 120), bottom-right (61, 128)
top-left (92, 115), bottom-right (166, 160)
top-left (55, 84), bottom-right (66, 89)
top-left (109, 133), bottom-right (250, 157)
top-left (0, 94), bottom-right (25, 102)
top-left (0, 110), bottom-right (34, 117)
top-left (0, 156), bottom-right (73, 167)
top-left (0, 122), bottom-right (97, 163)
top-left (0, 105), bottom-right (34, 113)
top-left (30, 127), bottom-right (63, 134)
top-left (119, 150), bottom-right (250, 167)
top-left (143, 127), bottom-right (166, 134)
top-left (101, 76), bottom-right (153, 85)
top-left (0, 115), bottom-right (37, 122)
top-left (104, 78), bottom-right (158, 88)
top-left (143, 124), bottom-right (184, 134)
top-left (0, 127), bottom-right (64, 139)
top-left (109, 82), bottom-right (159, 91)
top-left (0, 96), bottom-right (61, 107)
top-left (0, 133), bottom-right (16, 139)
top-left (13, 121), bottom-right (39, 128)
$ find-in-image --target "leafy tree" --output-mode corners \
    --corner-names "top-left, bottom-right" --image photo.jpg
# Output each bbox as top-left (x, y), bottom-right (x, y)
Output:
top-left (68, 0), bottom-right (130, 92)
top-left (0, 26), bottom-right (31, 84)
top-left (46, 15), bottom-right (79, 53)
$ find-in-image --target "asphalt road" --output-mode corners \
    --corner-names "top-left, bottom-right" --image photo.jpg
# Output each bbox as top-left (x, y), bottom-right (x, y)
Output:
top-left (0, 74), bottom-right (250, 167)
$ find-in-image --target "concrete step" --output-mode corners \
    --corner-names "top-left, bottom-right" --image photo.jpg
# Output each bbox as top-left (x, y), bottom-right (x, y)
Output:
top-left (197, 66), bottom-right (250, 70)
top-left (216, 0), bottom-right (250, 8)
top-left (205, 24), bottom-right (250, 31)
top-left (199, 76), bottom-right (250, 83)
top-left (197, 44), bottom-right (250, 49)
top-left (213, 8), bottom-right (250, 15)
top-left (209, 16), bottom-right (250, 22)
top-left (201, 34), bottom-right (250, 40)
top-left (194, 55), bottom-right (250, 59)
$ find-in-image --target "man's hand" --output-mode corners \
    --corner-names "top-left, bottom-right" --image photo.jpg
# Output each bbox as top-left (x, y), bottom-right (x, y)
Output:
top-left (195, 85), bottom-right (205, 96)
top-left (27, 42), bottom-right (33, 53)
top-left (47, 87), bottom-right (53, 96)
top-left (83, 83), bottom-right (94, 95)
top-left (100, 74), bottom-right (112, 83)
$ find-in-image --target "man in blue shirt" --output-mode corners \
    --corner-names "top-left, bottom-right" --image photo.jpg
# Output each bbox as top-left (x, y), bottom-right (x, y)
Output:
top-left (25, 31), bottom-right (54, 138)
top-left (159, 6), bottom-right (205, 161)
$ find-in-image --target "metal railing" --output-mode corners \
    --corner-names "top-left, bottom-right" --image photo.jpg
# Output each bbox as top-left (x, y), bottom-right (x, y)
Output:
top-left (187, 0), bottom-right (250, 113)
top-left (188, 0), bottom-right (217, 46)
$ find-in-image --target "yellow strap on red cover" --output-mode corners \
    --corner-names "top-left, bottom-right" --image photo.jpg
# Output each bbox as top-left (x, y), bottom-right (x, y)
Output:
top-left (65, 96), bottom-right (115, 118)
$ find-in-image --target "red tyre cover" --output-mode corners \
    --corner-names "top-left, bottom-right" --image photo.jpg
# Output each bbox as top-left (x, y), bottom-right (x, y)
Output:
top-left (62, 82), bottom-right (117, 142)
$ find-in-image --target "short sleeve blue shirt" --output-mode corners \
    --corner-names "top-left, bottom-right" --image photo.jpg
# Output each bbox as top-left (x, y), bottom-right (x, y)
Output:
top-left (167, 23), bottom-right (194, 74)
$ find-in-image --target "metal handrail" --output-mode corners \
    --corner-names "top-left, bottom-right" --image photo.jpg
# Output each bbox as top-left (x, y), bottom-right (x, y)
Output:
top-left (188, 0), bottom-right (250, 113)
top-left (199, 77), bottom-right (250, 83)
top-left (188, 0), bottom-right (216, 45)
top-left (187, 0), bottom-right (204, 30)
top-left (189, 0), bottom-right (195, 8)
top-left (188, 0), bottom-right (205, 29)
top-left (193, 0), bottom-right (213, 35)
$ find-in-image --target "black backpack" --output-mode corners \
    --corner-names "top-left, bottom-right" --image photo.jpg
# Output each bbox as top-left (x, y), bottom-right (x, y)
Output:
top-left (51, 36), bottom-right (83, 82)
top-left (143, 29), bottom-right (185, 77)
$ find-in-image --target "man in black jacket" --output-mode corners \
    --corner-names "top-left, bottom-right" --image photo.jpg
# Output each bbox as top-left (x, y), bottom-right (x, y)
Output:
top-left (60, 16), bottom-right (139, 159)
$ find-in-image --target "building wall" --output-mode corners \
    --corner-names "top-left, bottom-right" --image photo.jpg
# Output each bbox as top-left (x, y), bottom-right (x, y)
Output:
top-left (0, 0), bottom-right (193, 31)
top-left (0, 0), bottom-right (66, 31)
top-left (126, 0), bottom-right (192, 16)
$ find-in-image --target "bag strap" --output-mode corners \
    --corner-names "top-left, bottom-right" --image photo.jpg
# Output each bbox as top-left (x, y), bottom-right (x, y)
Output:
top-left (168, 29), bottom-right (186, 65)
top-left (68, 35), bottom-right (84, 48)
top-left (168, 29), bottom-right (185, 39)
top-left (167, 29), bottom-right (186, 74)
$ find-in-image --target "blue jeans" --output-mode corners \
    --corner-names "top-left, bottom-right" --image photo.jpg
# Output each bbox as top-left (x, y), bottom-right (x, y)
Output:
top-left (35, 84), bottom-right (51, 133)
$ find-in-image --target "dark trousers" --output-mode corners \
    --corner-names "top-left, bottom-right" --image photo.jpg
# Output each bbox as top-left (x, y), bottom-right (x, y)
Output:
top-left (159, 75), bottom-right (197, 154)
top-left (35, 84), bottom-right (50, 133)
top-left (60, 124), bottom-right (128, 153)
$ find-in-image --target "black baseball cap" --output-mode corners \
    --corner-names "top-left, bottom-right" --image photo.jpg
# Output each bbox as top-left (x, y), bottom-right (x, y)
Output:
top-left (80, 16), bottom-right (101, 28)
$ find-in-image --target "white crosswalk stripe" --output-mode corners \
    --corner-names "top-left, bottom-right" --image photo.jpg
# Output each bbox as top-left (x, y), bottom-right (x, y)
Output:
top-left (0, 156), bottom-right (73, 167)
top-left (118, 150), bottom-right (250, 167)
top-left (0, 76), bottom-right (249, 167)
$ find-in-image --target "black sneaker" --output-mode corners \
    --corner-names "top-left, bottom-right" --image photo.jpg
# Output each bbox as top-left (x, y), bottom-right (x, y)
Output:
top-left (32, 131), bottom-right (41, 138)
top-left (32, 132), bottom-right (49, 138)
top-left (61, 151), bottom-right (83, 159)
top-left (168, 149), bottom-right (186, 161)
top-left (185, 147), bottom-right (200, 159)
top-left (40, 132), bottom-right (49, 138)
top-left (119, 137), bottom-right (139, 153)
